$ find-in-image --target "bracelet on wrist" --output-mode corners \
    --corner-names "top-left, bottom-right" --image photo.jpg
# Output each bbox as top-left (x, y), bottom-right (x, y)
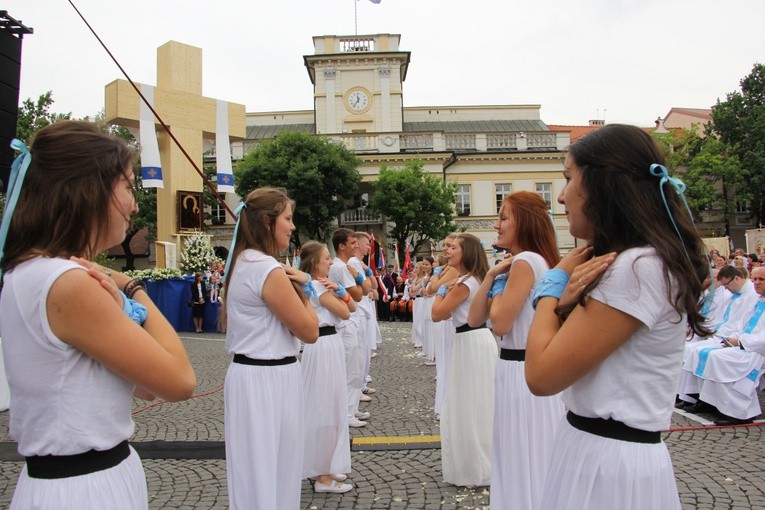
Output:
top-left (123, 279), bottom-right (146, 299)
top-left (355, 272), bottom-right (366, 285)
top-left (342, 293), bottom-right (352, 303)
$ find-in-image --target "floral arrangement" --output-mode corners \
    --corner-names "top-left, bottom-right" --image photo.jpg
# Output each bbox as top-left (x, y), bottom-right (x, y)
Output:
top-left (123, 267), bottom-right (184, 281)
top-left (180, 232), bottom-right (220, 275)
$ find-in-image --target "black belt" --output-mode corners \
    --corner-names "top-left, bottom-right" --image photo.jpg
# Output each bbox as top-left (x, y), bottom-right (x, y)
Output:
top-left (566, 411), bottom-right (661, 444)
top-left (319, 326), bottom-right (337, 337)
top-left (233, 354), bottom-right (297, 366)
top-left (26, 440), bottom-right (130, 479)
top-left (500, 348), bottom-right (525, 361)
top-left (455, 322), bottom-right (487, 334)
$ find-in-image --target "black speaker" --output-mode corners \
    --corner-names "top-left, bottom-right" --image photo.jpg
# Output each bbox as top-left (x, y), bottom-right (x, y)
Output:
top-left (0, 11), bottom-right (33, 193)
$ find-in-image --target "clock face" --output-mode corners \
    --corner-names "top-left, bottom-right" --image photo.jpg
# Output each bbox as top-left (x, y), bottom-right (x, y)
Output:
top-left (347, 89), bottom-right (370, 112)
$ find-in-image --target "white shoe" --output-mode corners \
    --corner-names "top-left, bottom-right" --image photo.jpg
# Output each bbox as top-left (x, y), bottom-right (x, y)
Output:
top-left (359, 394), bottom-right (372, 402)
top-left (366, 375), bottom-right (372, 383)
top-left (362, 387), bottom-right (376, 394)
top-left (314, 480), bottom-right (353, 493)
top-left (371, 351), bottom-right (378, 358)
top-left (355, 411), bottom-right (371, 420)
top-left (348, 418), bottom-right (367, 428)
top-left (416, 351), bottom-right (426, 357)
top-left (331, 473), bottom-right (348, 482)
top-left (424, 360), bottom-right (436, 366)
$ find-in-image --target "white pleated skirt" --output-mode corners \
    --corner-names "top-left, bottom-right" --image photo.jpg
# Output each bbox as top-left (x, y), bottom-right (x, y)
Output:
top-left (301, 334), bottom-right (351, 478)
top-left (490, 359), bottom-right (564, 510)
top-left (421, 298), bottom-right (435, 359)
top-left (11, 447), bottom-right (147, 510)
top-left (434, 318), bottom-right (453, 415)
top-left (224, 360), bottom-right (304, 510)
top-left (412, 298), bottom-right (423, 347)
top-left (440, 328), bottom-right (497, 487)
top-left (539, 417), bottom-right (681, 510)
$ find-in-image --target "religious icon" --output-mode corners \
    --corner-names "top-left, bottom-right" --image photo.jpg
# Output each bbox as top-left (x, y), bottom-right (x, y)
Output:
top-left (177, 190), bottom-right (204, 231)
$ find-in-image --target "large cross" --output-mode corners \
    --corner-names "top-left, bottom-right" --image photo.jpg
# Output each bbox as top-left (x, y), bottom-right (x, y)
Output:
top-left (104, 40), bottom-right (245, 252)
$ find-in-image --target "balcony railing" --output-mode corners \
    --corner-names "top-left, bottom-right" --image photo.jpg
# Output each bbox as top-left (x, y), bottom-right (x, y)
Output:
top-left (340, 37), bottom-right (375, 52)
top-left (340, 208), bottom-right (383, 225)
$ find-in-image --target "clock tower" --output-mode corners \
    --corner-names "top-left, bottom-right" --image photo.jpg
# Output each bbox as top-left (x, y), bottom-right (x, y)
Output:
top-left (304, 34), bottom-right (410, 136)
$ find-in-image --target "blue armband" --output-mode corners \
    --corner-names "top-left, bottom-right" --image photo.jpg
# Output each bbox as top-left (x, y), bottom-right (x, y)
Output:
top-left (334, 285), bottom-right (348, 299)
top-left (301, 274), bottom-right (318, 299)
top-left (531, 269), bottom-right (570, 309)
top-left (355, 272), bottom-right (366, 285)
top-left (488, 274), bottom-right (508, 298)
top-left (364, 267), bottom-right (373, 277)
top-left (119, 290), bottom-right (148, 326)
top-left (437, 284), bottom-right (448, 298)
top-left (433, 267), bottom-right (443, 276)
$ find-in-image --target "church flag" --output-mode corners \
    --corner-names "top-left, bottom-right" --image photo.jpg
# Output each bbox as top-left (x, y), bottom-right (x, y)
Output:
top-left (378, 241), bottom-right (386, 271)
top-left (139, 84), bottom-right (163, 188)
top-left (215, 100), bottom-right (235, 193)
top-left (394, 242), bottom-right (401, 273)
top-left (369, 232), bottom-right (377, 274)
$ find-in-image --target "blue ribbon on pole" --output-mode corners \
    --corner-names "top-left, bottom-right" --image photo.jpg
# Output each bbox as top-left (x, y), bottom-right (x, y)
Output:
top-left (224, 202), bottom-right (247, 277)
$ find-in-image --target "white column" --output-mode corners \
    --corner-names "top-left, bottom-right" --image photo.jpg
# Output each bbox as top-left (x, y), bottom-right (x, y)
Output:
top-left (379, 65), bottom-right (391, 132)
top-left (324, 68), bottom-right (337, 134)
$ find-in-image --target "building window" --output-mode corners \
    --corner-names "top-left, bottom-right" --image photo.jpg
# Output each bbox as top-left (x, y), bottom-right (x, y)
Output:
top-left (495, 183), bottom-right (512, 213)
top-left (211, 201), bottom-right (226, 225)
top-left (536, 182), bottom-right (553, 210)
top-left (736, 200), bottom-right (751, 214)
top-left (456, 184), bottom-right (471, 217)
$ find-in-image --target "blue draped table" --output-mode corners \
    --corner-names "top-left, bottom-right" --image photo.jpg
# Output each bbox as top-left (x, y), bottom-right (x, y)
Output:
top-left (144, 277), bottom-right (221, 333)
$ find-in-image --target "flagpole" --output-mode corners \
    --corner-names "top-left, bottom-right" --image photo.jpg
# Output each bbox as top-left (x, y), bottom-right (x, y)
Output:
top-left (354, 0), bottom-right (358, 35)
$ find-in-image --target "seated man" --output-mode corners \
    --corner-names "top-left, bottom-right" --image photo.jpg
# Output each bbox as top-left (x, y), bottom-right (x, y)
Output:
top-left (677, 266), bottom-right (756, 407)
top-left (694, 267), bottom-right (765, 424)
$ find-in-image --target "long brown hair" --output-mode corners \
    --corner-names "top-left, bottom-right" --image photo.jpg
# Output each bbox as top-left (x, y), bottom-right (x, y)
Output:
top-left (2, 121), bottom-right (134, 273)
top-left (501, 191), bottom-right (560, 268)
top-left (222, 187), bottom-right (294, 293)
top-left (568, 124), bottom-right (710, 336)
top-left (299, 240), bottom-right (326, 277)
top-left (454, 233), bottom-right (489, 282)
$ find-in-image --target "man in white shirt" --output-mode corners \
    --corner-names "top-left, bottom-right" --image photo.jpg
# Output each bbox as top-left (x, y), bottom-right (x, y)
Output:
top-left (352, 232), bottom-right (380, 403)
top-left (328, 228), bottom-right (367, 427)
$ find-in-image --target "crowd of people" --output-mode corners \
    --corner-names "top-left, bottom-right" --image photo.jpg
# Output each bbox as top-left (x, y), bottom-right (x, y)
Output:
top-left (1, 119), bottom-right (763, 510)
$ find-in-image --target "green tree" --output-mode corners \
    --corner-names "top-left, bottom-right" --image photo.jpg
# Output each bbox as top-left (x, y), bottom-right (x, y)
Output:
top-left (652, 127), bottom-right (744, 225)
top-left (15, 91), bottom-right (71, 143)
top-left (369, 161), bottom-right (458, 266)
top-left (235, 131), bottom-right (361, 244)
top-left (710, 63), bottom-right (765, 224)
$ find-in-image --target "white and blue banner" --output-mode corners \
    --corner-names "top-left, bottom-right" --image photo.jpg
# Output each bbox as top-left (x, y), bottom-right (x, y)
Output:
top-left (139, 84), bottom-right (163, 188)
top-left (215, 100), bottom-right (235, 194)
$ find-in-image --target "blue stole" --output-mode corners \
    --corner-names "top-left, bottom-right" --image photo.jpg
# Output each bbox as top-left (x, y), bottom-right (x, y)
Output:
top-left (714, 291), bottom-right (741, 330)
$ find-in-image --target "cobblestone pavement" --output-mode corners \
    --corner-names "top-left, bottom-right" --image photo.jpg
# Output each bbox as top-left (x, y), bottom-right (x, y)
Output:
top-left (1, 321), bottom-right (764, 509)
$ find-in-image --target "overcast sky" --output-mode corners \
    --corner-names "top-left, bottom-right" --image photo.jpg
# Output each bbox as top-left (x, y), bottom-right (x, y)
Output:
top-left (5, 0), bottom-right (764, 127)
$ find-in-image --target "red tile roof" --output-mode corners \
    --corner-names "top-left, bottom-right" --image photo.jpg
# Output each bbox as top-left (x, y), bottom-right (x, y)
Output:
top-left (547, 124), bottom-right (603, 142)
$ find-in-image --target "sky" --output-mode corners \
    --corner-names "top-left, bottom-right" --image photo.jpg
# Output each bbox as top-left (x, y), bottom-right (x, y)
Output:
top-left (5, 0), bottom-right (765, 127)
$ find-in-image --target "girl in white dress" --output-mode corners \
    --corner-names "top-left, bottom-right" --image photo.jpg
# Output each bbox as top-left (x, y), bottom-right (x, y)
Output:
top-left (0, 121), bottom-right (196, 509)
top-left (467, 191), bottom-right (565, 510)
top-left (432, 233), bottom-right (497, 487)
top-left (526, 124), bottom-right (710, 510)
top-left (223, 187), bottom-right (319, 510)
top-left (299, 241), bottom-right (355, 493)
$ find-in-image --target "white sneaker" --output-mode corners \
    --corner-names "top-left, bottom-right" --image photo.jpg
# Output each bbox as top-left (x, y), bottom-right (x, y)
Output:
top-left (416, 351), bottom-right (426, 357)
top-left (424, 360), bottom-right (436, 366)
top-left (371, 351), bottom-right (378, 358)
top-left (355, 411), bottom-right (371, 420)
top-left (331, 473), bottom-right (348, 482)
top-left (359, 394), bottom-right (372, 402)
top-left (366, 375), bottom-right (372, 383)
top-left (314, 480), bottom-right (353, 493)
top-left (362, 387), bottom-right (376, 394)
top-left (348, 418), bottom-right (367, 428)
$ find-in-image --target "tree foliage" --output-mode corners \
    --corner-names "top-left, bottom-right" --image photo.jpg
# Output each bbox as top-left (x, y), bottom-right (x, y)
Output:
top-left (235, 131), bottom-right (361, 244)
top-left (15, 91), bottom-right (71, 144)
top-left (710, 63), bottom-right (765, 224)
top-left (652, 127), bottom-right (744, 225)
top-left (369, 160), bottom-right (458, 266)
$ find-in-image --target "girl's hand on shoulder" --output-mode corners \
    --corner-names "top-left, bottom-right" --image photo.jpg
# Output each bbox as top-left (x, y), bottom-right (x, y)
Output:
top-left (70, 256), bottom-right (122, 306)
top-left (281, 264), bottom-right (310, 285)
top-left (558, 251), bottom-right (617, 310)
top-left (487, 254), bottom-right (515, 279)
top-left (346, 264), bottom-right (359, 278)
top-left (318, 277), bottom-right (338, 292)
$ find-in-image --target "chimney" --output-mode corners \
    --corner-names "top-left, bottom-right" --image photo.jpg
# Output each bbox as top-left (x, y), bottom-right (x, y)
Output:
top-left (588, 119), bottom-right (604, 126)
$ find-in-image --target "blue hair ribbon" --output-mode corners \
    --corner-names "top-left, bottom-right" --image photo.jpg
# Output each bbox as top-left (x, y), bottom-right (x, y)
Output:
top-left (649, 163), bottom-right (715, 309)
top-left (0, 140), bottom-right (33, 282)
top-left (224, 202), bottom-right (247, 277)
